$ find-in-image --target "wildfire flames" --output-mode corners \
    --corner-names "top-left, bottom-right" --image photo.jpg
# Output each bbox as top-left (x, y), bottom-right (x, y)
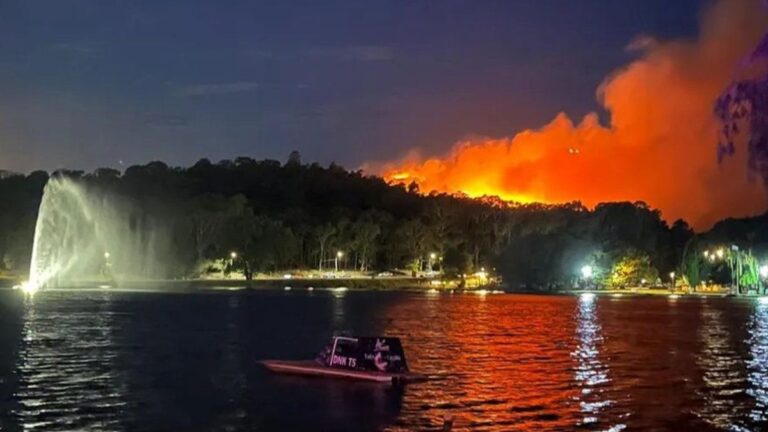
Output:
top-left (376, 0), bottom-right (768, 229)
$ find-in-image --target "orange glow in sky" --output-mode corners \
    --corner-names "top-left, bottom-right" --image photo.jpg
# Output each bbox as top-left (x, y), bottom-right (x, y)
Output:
top-left (375, 0), bottom-right (768, 230)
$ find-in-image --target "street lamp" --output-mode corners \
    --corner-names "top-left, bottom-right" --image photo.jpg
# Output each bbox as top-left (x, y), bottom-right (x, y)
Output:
top-left (580, 265), bottom-right (593, 289)
top-left (230, 251), bottom-right (237, 259)
top-left (760, 265), bottom-right (768, 279)
top-left (580, 265), bottom-right (593, 279)
top-left (669, 271), bottom-right (676, 289)
top-left (429, 252), bottom-right (437, 272)
top-left (335, 251), bottom-right (344, 272)
top-left (104, 251), bottom-right (110, 259)
top-left (716, 248), bottom-right (725, 259)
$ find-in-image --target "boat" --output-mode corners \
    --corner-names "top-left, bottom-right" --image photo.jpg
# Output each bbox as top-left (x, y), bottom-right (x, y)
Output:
top-left (261, 336), bottom-right (423, 384)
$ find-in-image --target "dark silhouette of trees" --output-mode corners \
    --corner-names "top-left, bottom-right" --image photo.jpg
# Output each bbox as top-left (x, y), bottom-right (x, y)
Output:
top-left (0, 155), bottom-right (763, 290)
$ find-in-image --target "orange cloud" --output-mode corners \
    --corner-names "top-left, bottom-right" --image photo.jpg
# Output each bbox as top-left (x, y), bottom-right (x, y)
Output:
top-left (374, 0), bottom-right (768, 230)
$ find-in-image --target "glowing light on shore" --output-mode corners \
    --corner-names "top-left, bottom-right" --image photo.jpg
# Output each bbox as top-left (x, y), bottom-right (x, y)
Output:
top-left (760, 265), bottom-right (768, 279)
top-left (580, 292), bottom-right (595, 302)
top-left (18, 281), bottom-right (39, 295)
top-left (759, 297), bottom-right (768, 305)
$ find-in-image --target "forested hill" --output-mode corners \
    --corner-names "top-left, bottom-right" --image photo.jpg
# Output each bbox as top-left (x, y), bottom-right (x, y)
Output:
top-left (1, 155), bottom-right (766, 290)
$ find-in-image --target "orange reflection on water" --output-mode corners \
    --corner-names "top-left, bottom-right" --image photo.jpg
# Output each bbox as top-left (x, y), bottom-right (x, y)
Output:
top-left (380, 294), bottom-right (589, 431)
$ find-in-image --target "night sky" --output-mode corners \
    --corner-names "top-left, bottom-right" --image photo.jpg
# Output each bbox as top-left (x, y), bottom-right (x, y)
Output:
top-left (1, 0), bottom-right (704, 173)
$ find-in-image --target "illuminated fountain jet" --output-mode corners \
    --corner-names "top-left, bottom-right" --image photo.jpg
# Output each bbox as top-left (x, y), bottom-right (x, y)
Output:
top-left (22, 176), bottom-right (167, 292)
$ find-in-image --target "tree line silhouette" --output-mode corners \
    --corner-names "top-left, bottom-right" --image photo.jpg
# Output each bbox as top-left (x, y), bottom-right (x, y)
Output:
top-left (1, 154), bottom-right (767, 290)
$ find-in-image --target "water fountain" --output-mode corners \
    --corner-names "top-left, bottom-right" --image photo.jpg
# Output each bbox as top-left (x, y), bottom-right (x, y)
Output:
top-left (23, 176), bottom-right (168, 292)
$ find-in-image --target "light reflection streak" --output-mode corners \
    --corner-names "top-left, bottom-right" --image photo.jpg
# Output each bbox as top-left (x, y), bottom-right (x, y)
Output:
top-left (331, 288), bottom-right (346, 330)
top-left (572, 295), bottom-right (624, 430)
top-left (694, 302), bottom-right (744, 428)
top-left (210, 294), bottom-right (246, 429)
top-left (747, 300), bottom-right (768, 423)
top-left (14, 293), bottom-right (125, 431)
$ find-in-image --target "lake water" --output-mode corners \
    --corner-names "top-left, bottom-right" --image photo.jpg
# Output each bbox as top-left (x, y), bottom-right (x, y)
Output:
top-left (0, 289), bottom-right (767, 431)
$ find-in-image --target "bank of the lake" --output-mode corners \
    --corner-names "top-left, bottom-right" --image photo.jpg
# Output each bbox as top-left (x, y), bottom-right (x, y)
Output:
top-left (0, 276), bottom-right (478, 291)
top-left (565, 287), bottom-right (739, 298)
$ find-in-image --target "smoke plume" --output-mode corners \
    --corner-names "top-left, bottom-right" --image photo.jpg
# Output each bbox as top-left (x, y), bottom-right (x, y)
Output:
top-left (376, 0), bottom-right (768, 229)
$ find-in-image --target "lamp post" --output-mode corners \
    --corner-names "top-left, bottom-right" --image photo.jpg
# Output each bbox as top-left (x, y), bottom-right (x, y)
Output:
top-left (335, 251), bottom-right (344, 273)
top-left (229, 251), bottom-right (237, 277)
top-left (429, 252), bottom-right (437, 272)
top-left (669, 271), bottom-right (676, 290)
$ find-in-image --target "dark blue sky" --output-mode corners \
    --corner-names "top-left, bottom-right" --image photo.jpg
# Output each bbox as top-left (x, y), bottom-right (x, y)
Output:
top-left (0, 0), bottom-right (704, 172)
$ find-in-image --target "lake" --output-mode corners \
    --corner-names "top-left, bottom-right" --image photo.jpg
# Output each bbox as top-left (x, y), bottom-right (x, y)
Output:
top-left (0, 288), bottom-right (766, 431)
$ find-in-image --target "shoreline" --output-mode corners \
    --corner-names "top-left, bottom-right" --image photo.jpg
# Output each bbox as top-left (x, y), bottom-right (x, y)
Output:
top-left (3, 275), bottom-right (765, 299)
top-left (566, 288), bottom-right (730, 297)
top-left (0, 276), bottom-right (470, 291)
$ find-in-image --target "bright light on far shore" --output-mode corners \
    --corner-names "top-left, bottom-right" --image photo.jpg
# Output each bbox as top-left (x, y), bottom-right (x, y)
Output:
top-left (580, 265), bottom-right (593, 279)
top-left (759, 296), bottom-right (768, 305)
top-left (580, 292), bottom-right (595, 302)
top-left (760, 265), bottom-right (768, 279)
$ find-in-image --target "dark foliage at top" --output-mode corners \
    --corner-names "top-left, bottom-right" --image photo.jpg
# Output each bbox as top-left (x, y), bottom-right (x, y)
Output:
top-left (715, 33), bottom-right (768, 182)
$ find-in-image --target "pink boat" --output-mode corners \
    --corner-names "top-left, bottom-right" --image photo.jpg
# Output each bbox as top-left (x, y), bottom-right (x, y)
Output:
top-left (261, 336), bottom-right (423, 384)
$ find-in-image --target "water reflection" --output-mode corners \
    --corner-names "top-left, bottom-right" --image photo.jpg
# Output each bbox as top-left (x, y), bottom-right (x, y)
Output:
top-left (14, 293), bottom-right (125, 431)
top-left (331, 288), bottom-right (347, 331)
top-left (209, 294), bottom-right (247, 430)
top-left (694, 301), bottom-right (746, 428)
top-left (8, 290), bottom-right (768, 430)
top-left (747, 300), bottom-right (768, 427)
top-left (572, 294), bottom-right (622, 430)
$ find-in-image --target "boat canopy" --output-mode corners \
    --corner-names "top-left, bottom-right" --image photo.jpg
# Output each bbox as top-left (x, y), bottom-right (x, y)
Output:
top-left (315, 336), bottom-right (409, 373)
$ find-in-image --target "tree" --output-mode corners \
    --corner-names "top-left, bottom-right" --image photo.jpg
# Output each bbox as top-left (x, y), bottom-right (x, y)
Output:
top-left (681, 237), bottom-right (710, 289)
top-left (189, 194), bottom-right (247, 264)
top-left (315, 223), bottom-right (336, 271)
top-left (608, 250), bottom-right (658, 289)
top-left (715, 31), bottom-right (768, 183)
top-left (350, 213), bottom-right (381, 271)
top-left (286, 150), bottom-right (302, 166)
